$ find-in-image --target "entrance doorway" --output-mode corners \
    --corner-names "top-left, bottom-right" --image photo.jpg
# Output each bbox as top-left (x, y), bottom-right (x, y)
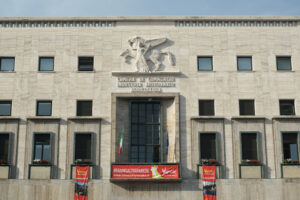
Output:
top-left (130, 101), bottom-right (161, 163)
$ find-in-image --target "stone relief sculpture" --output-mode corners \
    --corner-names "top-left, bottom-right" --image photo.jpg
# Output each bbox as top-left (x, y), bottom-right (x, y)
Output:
top-left (120, 36), bottom-right (175, 73)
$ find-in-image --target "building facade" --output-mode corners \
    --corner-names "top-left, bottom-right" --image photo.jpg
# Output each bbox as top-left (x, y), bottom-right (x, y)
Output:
top-left (0, 16), bottom-right (300, 200)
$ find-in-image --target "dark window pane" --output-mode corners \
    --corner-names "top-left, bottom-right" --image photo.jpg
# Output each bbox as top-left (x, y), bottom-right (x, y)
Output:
top-left (138, 125), bottom-right (146, 145)
top-left (138, 146), bottom-right (145, 163)
top-left (77, 101), bottom-right (92, 116)
top-left (33, 134), bottom-right (51, 162)
top-left (146, 104), bottom-right (152, 123)
top-left (146, 146), bottom-right (153, 163)
top-left (131, 146), bottom-right (138, 163)
top-left (200, 133), bottom-right (216, 160)
top-left (277, 56), bottom-right (291, 70)
top-left (37, 101), bottom-right (52, 116)
top-left (75, 133), bottom-right (91, 161)
top-left (39, 57), bottom-right (54, 71)
top-left (138, 104), bottom-right (145, 123)
top-left (199, 100), bottom-right (214, 116)
top-left (239, 100), bottom-right (255, 115)
top-left (0, 134), bottom-right (9, 162)
top-left (130, 102), bottom-right (161, 163)
top-left (146, 125), bottom-right (152, 144)
top-left (283, 133), bottom-right (299, 161)
top-left (241, 133), bottom-right (258, 160)
top-left (198, 57), bottom-right (212, 71)
top-left (131, 104), bottom-right (138, 123)
top-left (280, 100), bottom-right (295, 115)
top-left (0, 101), bottom-right (12, 116)
top-left (131, 125), bottom-right (138, 145)
top-left (78, 57), bottom-right (93, 71)
top-left (237, 57), bottom-right (252, 71)
top-left (0, 58), bottom-right (15, 71)
top-left (153, 125), bottom-right (160, 145)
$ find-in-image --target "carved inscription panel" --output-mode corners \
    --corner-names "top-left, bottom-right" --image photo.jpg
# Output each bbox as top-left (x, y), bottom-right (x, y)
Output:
top-left (117, 76), bottom-right (176, 92)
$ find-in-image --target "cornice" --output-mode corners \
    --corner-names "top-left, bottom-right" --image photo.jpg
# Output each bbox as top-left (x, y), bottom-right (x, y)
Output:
top-left (0, 16), bottom-right (298, 28)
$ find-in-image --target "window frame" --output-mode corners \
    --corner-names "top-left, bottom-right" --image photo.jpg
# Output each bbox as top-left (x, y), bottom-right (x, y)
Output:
top-left (36, 100), bottom-right (52, 116)
top-left (0, 57), bottom-right (15, 71)
top-left (281, 132), bottom-right (300, 163)
top-left (76, 100), bottom-right (93, 116)
top-left (73, 132), bottom-right (94, 164)
top-left (276, 56), bottom-right (292, 71)
top-left (32, 133), bottom-right (52, 165)
top-left (198, 132), bottom-right (219, 164)
top-left (198, 99), bottom-right (215, 116)
top-left (240, 132), bottom-right (260, 163)
top-left (239, 99), bottom-right (255, 116)
top-left (197, 56), bottom-right (213, 71)
top-left (237, 56), bottom-right (252, 71)
top-left (0, 100), bottom-right (12, 116)
top-left (38, 57), bottom-right (54, 71)
top-left (279, 99), bottom-right (295, 116)
top-left (129, 100), bottom-right (163, 163)
top-left (78, 56), bottom-right (94, 71)
top-left (0, 132), bottom-right (12, 165)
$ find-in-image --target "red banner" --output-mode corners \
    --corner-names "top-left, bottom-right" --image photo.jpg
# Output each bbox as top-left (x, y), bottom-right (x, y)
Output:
top-left (112, 164), bottom-right (179, 179)
top-left (74, 166), bottom-right (89, 200)
top-left (202, 166), bottom-right (216, 200)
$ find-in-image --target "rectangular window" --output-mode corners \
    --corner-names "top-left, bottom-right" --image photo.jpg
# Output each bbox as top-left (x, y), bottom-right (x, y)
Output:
top-left (237, 56), bottom-right (252, 71)
top-left (78, 57), bottom-right (94, 71)
top-left (36, 101), bottom-right (52, 116)
top-left (0, 133), bottom-right (10, 164)
top-left (77, 100), bottom-right (92, 116)
top-left (33, 134), bottom-right (51, 164)
top-left (0, 57), bottom-right (15, 71)
top-left (200, 133), bottom-right (216, 161)
top-left (279, 100), bottom-right (295, 115)
top-left (75, 133), bottom-right (92, 162)
top-left (239, 100), bottom-right (255, 115)
top-left (241, 133), bottom-right (258, 161)
top-left (0, 101), bottom-right (12, 116)
top-left (197, 57), bottom-right (213, 71)
top-left (130, 101), bottom-right (161, 163)
top-left (39, 57), bottom-right (54, 71)
top-left (277, 56), bottom-right (291, 70)
top-left (282, 132), bottom-right (299, 161)
top-left (199, 100), bottom-right (214, 116)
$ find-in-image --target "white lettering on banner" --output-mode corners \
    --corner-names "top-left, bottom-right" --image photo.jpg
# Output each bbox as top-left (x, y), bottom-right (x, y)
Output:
top-left (113, 168), bottom-right (150, 173)
top-left (117, 76), bottom-right (176, 92)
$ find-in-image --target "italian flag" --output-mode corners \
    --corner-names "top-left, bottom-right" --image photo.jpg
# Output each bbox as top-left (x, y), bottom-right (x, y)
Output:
top-left (118, 131), bottom-right (124, 155)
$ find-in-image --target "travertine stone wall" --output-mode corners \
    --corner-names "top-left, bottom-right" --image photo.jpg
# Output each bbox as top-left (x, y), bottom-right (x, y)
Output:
top-left (0, 17), bottom-right (299, 182)
top-left (1, 179), bottom-right (300, 200)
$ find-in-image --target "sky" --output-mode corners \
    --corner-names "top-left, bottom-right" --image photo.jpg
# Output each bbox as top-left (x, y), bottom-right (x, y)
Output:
top-left (0, 0), bottom-right (299, 17)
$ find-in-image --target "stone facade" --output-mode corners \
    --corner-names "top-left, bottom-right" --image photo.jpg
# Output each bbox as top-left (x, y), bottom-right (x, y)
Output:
top-left (0, 16), bottom-right (300, 199)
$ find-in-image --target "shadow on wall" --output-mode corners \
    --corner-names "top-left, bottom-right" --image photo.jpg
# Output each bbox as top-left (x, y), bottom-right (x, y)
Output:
top-left (112, 179), bottom-right (203, 191)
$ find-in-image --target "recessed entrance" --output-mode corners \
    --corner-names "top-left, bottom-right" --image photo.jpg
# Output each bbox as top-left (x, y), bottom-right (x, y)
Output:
top-left (112, 93), bottom-right (180, 164)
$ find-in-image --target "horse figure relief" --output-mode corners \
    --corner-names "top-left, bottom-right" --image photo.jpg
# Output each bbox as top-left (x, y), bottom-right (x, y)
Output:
top-left (120, 36), bottom-right (175, 73)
